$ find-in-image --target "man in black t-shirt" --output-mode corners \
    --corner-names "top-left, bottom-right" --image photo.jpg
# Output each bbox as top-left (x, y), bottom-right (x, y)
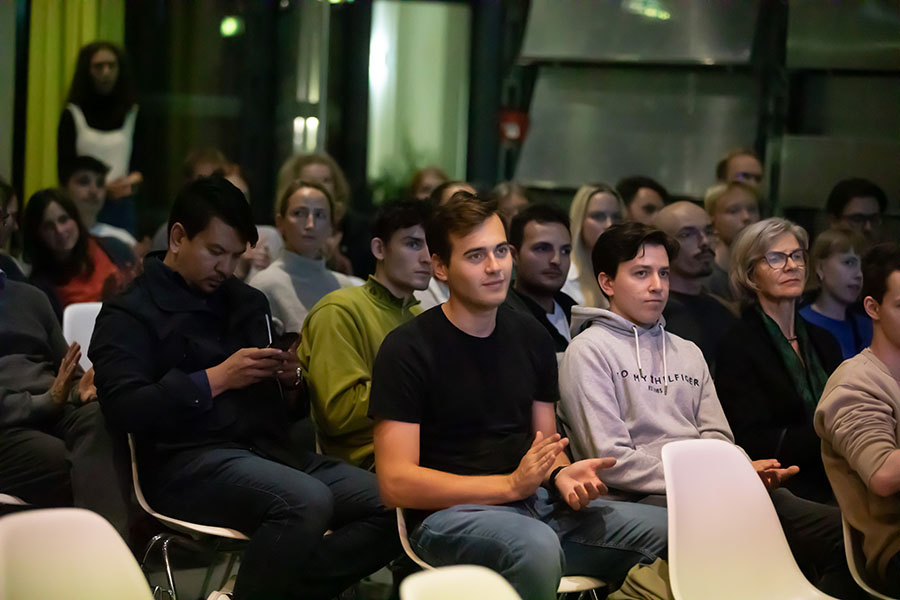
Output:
top-left (369, 192), bottom-right (667, 600)
top-left (655, 201), bottom-right (737, 373)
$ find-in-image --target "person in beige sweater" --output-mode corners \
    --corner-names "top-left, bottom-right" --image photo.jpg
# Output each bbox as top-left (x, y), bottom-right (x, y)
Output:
top-left (816, 242), bottom-right (900, 595)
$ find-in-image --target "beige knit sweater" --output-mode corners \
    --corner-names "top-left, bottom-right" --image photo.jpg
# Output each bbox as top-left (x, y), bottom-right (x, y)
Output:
top-left (815, 347), bottom-right (900, 587)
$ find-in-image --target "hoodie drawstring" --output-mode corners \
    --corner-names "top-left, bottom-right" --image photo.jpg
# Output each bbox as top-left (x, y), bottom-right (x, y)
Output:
top-left (632, 324), bottom-right (669, 395)
top-left (632, 326), bottom-right (643, 377)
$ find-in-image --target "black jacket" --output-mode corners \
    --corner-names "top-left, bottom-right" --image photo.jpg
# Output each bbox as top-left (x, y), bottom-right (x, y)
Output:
top-left (714, 308), bottom-right (842, 502)
top-left (89, 254), bottom-right (296, 478)
top-left (504, 287), bottom-right (576, 353)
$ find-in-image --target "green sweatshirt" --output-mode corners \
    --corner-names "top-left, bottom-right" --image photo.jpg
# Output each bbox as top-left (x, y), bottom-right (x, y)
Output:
top-left (299, 276), bottom-right (421, 467)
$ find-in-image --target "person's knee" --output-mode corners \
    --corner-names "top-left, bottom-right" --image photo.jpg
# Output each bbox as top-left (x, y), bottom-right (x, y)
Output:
top-left (267, 476), bottom-right (335, 529)
top-left (502, 522), bottom-right (564, 591)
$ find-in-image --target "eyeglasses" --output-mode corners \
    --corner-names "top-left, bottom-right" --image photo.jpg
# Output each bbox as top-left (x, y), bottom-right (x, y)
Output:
top-left (841, 213), bottom-right (882, 227)
top-left (676, 226), bottom-right (717, 245)
top-left (762, 249), bottom-right (806, 270)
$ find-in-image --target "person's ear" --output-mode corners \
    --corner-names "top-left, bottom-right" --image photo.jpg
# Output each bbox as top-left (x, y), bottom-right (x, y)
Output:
top-left (371, 237), bottom-right (386, 261)
top-left (863, 296), bottom-right (880, 321)
top-left (815, 264), bottom-right (825, 282)
top-left (168, 223), bottom-right (187, 255)
top-left (597, 272), bottom-right (614, 298)
top-left (432, 253), bottom-right (449, 283)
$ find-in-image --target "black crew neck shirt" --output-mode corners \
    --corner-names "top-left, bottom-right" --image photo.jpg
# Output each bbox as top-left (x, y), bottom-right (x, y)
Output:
top-left (369, 304), bottom-right (558, 476)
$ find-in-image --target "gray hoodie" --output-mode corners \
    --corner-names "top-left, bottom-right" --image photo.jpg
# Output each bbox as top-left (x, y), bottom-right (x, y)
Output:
top-left (559, 307), bottom-right (735, 495)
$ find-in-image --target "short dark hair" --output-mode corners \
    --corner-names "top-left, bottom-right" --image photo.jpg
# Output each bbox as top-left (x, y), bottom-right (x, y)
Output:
top-left (167, 176), bottom-right (258, 246)
top-left (372, 200), bottom-right (432, 244)
top-left (428, 180), bottom-right (469, 208)
top-left (616, 176), bottom-right (669, 207)
top-left (508, 204), bottom-right (570, 250)
top-left (826, 178), bottom-right (887, 218)
top-left (426, 191), bottom-right (498, 265)
top-left (862, 243), bottom-right (900, 304)
top-left (591, 222), bottom-right (679, 282)
top-left (715, 147), bottom-right (759, 181)
top-left (60, 155), bottom-right (109, 185)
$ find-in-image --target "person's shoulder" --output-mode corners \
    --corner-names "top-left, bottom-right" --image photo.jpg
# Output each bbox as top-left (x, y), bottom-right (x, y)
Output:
top-left (95, 235), bottom-right (135, 267)
top-left (378, 308), bottom-right (437, 359)
top-left (664, 328), bottom-right (707, 363)
top-left (332, 270), bottom-right (365, 288)
top-left (5, 278), bottom-right (52, 306)
top-left (248, 259), bottom-right (288, 289)
top-left (499, 303), bottom-right (555, 348)
top-left (307, 285), bottom-right (367, 320)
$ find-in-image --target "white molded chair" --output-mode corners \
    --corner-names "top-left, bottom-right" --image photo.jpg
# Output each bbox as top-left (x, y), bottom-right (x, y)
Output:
top-left (662, 439), bottom-right (840, 600)
top-left (842, 517), bottom-right (899, 600)
top-left (396, 507), bottom-right (606, 599)
top-left (0, 493), bottom-right (26, 505)
top-left (129, 435), bottom-right (248, 599)
top-left (62, 301), bottom-right (103, 370)
top-left (0, 508), bottom-right (153, 599)
top-left (400, 564), bottom-right (523, 600)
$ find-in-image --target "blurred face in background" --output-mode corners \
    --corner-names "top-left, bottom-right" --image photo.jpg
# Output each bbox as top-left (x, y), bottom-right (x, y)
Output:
top-left (39, 201), bottom-right (80, 260)
top-left (414, 172), bottom-right (447, 201)
top-left (627, 187), bottom-right (665, 226)
top-left (90, 48), bottom-right (119, 95)
top-left (816, 249), bottom-right (863, 307)
top-left (277, 186), bottom-right (332, 259)
top-left (66, 169), bottom-right (107, 228)
top-left (836, 196), bottom-right (882, 241)
top-left (581, 192), bottom-right (622, 252)
top-left (712, 187), bottom-right (760, 246)
top-left (513, 220), bottom-right (571, 297)
top-left (0, 195), bottom-right (18, 248)
top-left (725, 154), bottom-right (763, 188)
top-left (299, 163), bottom-right (336, 200)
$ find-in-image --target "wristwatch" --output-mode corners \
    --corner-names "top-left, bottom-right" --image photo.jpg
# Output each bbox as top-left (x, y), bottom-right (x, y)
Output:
top-left (547, 465), bottom-right (567, 494)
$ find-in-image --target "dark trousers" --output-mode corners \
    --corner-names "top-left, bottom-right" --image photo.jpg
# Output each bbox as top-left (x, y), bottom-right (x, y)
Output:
top-left (148, 447), bottom-right (399, 600)
top-left (0, 402), bottom-right (131, 538)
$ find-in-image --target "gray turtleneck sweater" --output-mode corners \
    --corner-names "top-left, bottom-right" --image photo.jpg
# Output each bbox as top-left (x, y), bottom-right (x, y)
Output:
top-left (249, 250), bottom-right (363, 334)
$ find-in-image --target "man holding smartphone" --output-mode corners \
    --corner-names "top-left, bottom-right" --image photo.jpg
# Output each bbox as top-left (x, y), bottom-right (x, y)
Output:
top-left (89, 176), bottom-right (398, 600)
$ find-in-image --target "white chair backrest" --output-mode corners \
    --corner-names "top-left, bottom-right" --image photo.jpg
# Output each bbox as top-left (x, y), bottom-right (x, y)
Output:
top-left (400, 565), bottom-right (522, 600)
top-left (662, 439), bottom-right (838, 600)
top-left (842, 517), bottom-right (899, 600)
top-left (62, 301), bottom-right (103, 370)
top-left (0, 508), bottom-right (153, 600)
top-left (397, 508), bottom-right (434, 570)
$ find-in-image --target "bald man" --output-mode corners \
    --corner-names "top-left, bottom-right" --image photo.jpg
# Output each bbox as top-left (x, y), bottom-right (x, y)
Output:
top-left (655, 201), bottom-right (737, 373)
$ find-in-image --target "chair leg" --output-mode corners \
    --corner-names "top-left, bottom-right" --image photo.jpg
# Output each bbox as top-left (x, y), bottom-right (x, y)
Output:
top-left (161, 536), bottom-right (179, 600)
top-left (220, 552), bottom-right (238, 590)
top-left (141, 533), bottom-right (168, 570)
top-left (199, 560), bottom-right (218, 599)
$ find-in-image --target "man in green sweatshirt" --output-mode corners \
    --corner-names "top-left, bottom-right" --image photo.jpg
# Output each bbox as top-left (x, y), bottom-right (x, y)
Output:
top-left (816, 242), bottom-right (900, 595)
top-left (299, 200), bottom-right (433, 469)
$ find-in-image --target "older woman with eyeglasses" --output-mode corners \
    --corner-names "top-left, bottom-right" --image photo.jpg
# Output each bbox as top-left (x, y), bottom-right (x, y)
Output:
top-left (714, 218), bottom-right (842, 503)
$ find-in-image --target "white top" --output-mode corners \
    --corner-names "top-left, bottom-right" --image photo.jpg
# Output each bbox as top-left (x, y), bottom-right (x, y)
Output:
top-left (68, 103), bottom-right (138, 181)
top-left (561, 262), bottom-right (586, 306)
top-left (547, 301), bottom-right (572, 342)
top-left (91, 222), bottom-right (137, 247)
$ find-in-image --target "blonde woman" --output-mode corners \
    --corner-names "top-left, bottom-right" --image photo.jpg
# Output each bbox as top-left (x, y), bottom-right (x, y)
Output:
top-left (715, 218), bottom-right (841, 503)
top-left (704, 181), bottom-right (761, 300)
top-left (562, 184), bottom-right (624, 307)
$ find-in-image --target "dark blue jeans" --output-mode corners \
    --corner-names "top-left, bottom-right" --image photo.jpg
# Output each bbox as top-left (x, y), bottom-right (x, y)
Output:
top-left (147, 448), bottom-right (399, 600)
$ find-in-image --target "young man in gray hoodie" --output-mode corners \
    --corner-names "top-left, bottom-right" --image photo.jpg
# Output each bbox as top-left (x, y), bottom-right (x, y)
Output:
top-left (559, 222), bottom-right (863, 598)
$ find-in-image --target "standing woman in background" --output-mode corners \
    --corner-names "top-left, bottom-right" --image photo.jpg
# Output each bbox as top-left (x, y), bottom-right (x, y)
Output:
top-left (562, 183), bottom-right (624, 307)
top-left (58, 41), bottom-right (144, 235)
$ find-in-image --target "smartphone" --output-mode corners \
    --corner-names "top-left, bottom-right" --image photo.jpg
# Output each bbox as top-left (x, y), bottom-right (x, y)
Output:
top-left (269, 332), bottom-right (300, 351)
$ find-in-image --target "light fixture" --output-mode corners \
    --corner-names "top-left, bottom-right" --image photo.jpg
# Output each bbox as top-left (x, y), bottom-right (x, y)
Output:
top-left (220, 16), bottom-right (245, 37)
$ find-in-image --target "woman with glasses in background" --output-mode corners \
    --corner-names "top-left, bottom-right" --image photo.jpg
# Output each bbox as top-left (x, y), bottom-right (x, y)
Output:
top-left (714, 218), bottom-right (842, 503)
top-left (249, 180), bottom-right (362, 336)
top-left (800, 227), bottom-right (872, 360)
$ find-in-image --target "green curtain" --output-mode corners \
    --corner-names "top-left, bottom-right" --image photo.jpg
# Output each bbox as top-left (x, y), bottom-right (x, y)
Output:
top-left (24, 0), bottom-right (124, 202)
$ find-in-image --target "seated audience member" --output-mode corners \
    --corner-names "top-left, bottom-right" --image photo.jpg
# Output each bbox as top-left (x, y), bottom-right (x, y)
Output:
top-left (616, 175), bottom-right (668, 226)
top-left (505, 204), bottom-right (575, 353)
top-left (24, 188), bottom-right (134, 320)
top-left (826, 177), bottom-right (887, 244)
top-left (715, 218), bottom-right (841, 503)
top-left (408, 165), bottom-right (449, 201)
top-left (655, 201), bottom-right (737, 371)
top-left (277, 152), bottom-right (356, 276)
top-left (715, 147), bottom-right (764, 189)
top-left (428, 180), bottom-right (477, 208)
top-left (250, 180), bottom-right (362, 335)
top-left (300, 201), bottom-right (431, 469)
top-left (563, 184), bottom-right (625, 307)
top-left (0, 269), bottom-right (129, 535)
top-left (61, 155), bottom-right (137, 247)
top-left (492, 181), bottom-right (530, 230)
top-left (704, 181), bottom-right (761, 301)
top-left (559, 222), bottom-right (861, 599)
top-left (89, 176), bottom-right (398, 600)
top-left (0, 178), bottom-right (25, 281)
top-left (370, 192), bottom-right (667, 599)
top-left (801, 228), bottom-right (872, 359)
top-left (816, 243), bottom-right (900, 596)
